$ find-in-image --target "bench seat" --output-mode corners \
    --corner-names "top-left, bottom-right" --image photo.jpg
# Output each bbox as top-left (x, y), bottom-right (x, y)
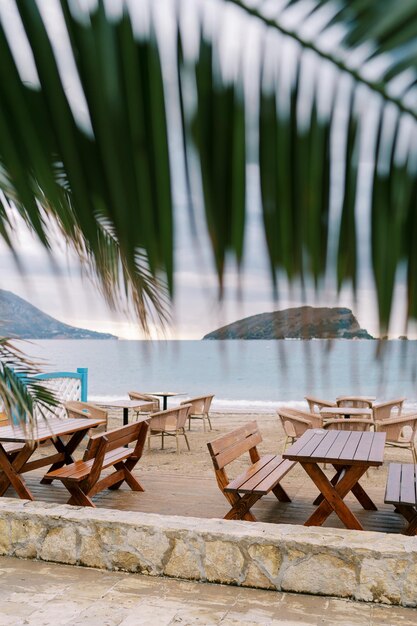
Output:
top-left (45, 447), bottom-right (133, 483)
top-left (225, 454), bottom-right (295, 495)
top-left (385, 463), bottom-right (417, 535)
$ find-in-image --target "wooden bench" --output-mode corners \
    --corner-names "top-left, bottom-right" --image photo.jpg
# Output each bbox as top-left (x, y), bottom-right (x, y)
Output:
top-left (207, 421), bottom-right (296, 521)
top-left (44, 419), bottom-right (149, 507)
top-left (385, 463), bottom-right (417, 535)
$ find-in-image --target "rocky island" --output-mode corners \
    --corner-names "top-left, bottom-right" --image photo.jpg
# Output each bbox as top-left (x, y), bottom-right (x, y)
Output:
top-left (0, 290), bottom-right (117, 339)
top-left (203, 306), bottom-right (373, 340)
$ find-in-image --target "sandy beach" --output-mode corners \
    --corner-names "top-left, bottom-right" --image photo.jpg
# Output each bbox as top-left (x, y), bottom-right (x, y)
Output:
top-left (105, 408), bottom-right (409, 491)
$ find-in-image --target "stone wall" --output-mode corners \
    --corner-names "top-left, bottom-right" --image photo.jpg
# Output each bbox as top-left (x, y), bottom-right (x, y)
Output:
top-left (0, 499), bottom-right (416, 606)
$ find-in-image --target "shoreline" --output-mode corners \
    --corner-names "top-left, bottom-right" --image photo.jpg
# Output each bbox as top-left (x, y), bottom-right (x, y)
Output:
top-left (91, 397), bottom-right (417, 415)
top-left (102, 407), bottom-right (409, 486)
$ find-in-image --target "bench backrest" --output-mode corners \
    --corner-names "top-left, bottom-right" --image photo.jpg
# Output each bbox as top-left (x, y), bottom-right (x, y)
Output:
top-left (207, 421), bottom-right (262, 470)
top-left (84, 421), bottom-right (148, 461)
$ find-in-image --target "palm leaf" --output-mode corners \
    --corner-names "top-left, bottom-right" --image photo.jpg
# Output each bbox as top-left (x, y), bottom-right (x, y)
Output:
top-left (0, 338), bottom-right (58, 430)
top-left (0, 0), bottom-right (416, 335)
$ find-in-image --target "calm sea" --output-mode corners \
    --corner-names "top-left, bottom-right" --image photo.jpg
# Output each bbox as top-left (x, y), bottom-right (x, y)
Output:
top-left (23, 339), bottom-right (417, 413)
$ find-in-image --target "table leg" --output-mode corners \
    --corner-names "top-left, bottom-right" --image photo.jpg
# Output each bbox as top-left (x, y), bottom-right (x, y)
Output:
top-left (313, 468), bottom-right (343, 505)
top-left (350, 480), bottom-right (378, 510)
top-left (301, 462), bottom-right (369, 530)
top-left (0, 445), bottom-right (35, 500)
top-left (313, 465), bottom-right (377, 511)
top-left (123, 407), bottom-right (129, 426)
top-left (162, 397), bottom-right (167, 411)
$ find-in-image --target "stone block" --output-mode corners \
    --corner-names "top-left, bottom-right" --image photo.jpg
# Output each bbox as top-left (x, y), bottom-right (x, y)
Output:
top-left (0, 519), bottom-right (10, 555)
top-left (205, 540), bottom-right (244, 584)
top-left (126, 528), bottom-right (170, 574)
top-left (401, 562), bottom-right (417, 607)
top-left (164, 538), bottom-right (201, 580)
top-left (110, 550), bottom-right (140, 572)
top-left (11, 519), bottom-right (44, 544)
top-left (99, 525), bottom-right (125, 547)
top-left (248, 543), bottom-right (282, 579)
top-left (281, 553), bottom-right (356, 597)
top-left (358, 557), bottom-right (409, 604)
top-left (40, 526), bottom-right (77, 564)
top-left (10, 519), bottom-right (44, 559)
top-left (243, 562), bottom-right (275, 589)
top-left (79, 533), bottom-right (107, 569)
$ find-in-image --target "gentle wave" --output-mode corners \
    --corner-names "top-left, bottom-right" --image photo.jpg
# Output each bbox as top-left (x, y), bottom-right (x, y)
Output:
top-left (89, 394), bottom-right (417, 415)
top-left (89, 396), bottom-right (326, 414)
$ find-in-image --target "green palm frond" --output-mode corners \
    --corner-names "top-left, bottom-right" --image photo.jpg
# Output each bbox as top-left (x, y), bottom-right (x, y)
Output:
top-left (0, 0), bottom-right (416, 334)
top-left (0, 338), bottom-right (57, 429)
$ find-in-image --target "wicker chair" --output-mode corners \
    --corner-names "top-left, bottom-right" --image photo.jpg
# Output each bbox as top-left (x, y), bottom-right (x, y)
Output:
top-left (323, 418), bottom-right (373, 432)
top-left (128, 391), bottom-right (160, 418)
top-left (336, 397), bottom-right (373, 409)
top-left (148, 404), bottom-right (192, 454)
top-left (305, 396), bottom-right (336, 413)
top-left (65, 401), bottom-right (108, 430)
top-left (180, 395), bottom-right (214, 432)
top-left (336, 396), bottom-right (373, 421)
top-left (376, 413), bottom-right (417, 463)
top-left (373, 398), bottom-right (405, 422)
top-left (277, 407), bottom-right (323, 451)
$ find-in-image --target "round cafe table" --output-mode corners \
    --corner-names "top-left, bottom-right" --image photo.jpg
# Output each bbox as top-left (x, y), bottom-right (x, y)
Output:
top-left (320, 407), bottom-right (373, 420)
top-left (97, 399), bottom-right (154, 426)
top-left (143, 392), bottom-right (186, 411)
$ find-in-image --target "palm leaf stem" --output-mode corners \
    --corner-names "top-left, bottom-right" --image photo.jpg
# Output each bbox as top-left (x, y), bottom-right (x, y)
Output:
top-left (226, 0), bottom-right (417, 120)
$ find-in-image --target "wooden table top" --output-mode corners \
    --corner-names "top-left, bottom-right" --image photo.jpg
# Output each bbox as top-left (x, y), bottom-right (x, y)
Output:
top-left (283, 429), bottom-right (386, 466)
top-left (143, 392), bottom-right (185, 398)
top-left (0, 417), bottom-right (105, 444)
top-left (97, 399), bottom-right (154, 409)
top-left (320, 407), bottom-right (373, 417)
top-left (336, 396), bottom-right (376, 403)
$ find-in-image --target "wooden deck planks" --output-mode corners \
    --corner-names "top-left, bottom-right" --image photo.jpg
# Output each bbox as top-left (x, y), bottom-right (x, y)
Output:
top-left (1, 469), bottom-right (406, 534)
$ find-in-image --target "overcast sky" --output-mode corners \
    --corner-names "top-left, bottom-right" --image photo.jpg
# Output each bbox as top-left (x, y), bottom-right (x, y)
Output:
top-left (0, 176), bottom-right (393, 341)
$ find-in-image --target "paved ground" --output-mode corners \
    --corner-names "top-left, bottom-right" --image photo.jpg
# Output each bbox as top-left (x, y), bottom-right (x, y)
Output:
top-left (0, 557), bottom-right (415, 625)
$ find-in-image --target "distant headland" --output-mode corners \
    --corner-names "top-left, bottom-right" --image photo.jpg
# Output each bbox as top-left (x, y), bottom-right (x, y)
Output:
top-left (202, 306), bottom-right (374, 340)
top-left (0, 289), bottom-right (117, 340)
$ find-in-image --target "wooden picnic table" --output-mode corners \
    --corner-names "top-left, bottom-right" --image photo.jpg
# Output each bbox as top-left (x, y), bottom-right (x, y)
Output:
top-left (0, 416), bottom-right (105, 500)
top-left (283, 428), bottom-right (386, 530)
